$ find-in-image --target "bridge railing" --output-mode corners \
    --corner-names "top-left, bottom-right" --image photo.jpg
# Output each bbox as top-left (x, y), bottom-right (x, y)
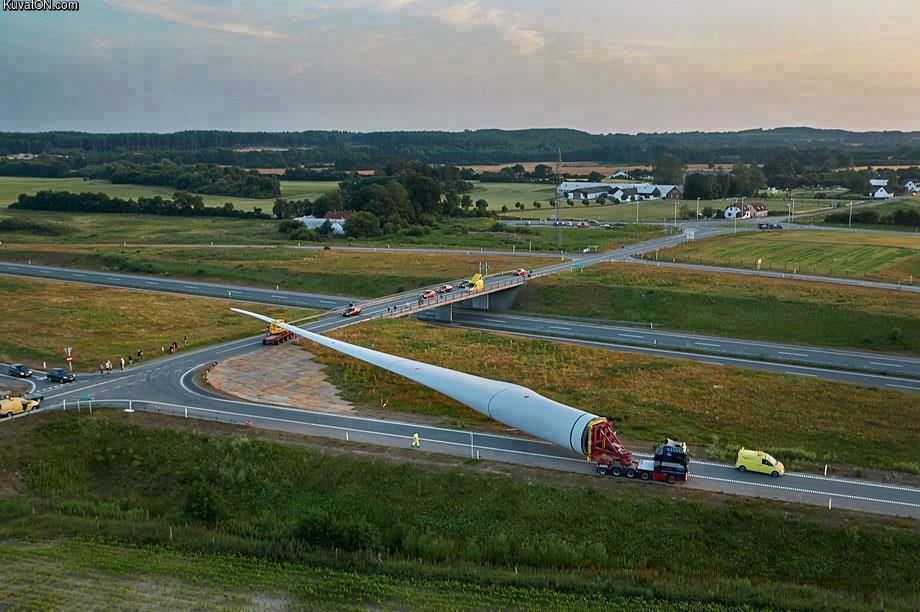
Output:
top-left (364, 277), bottom-right (528, 322)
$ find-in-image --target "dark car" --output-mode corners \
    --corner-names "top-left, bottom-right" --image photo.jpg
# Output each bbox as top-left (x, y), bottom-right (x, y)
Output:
top-left (769, 223), bottom-right (784, 230)
top-left (7, 364), bottom-right (32, 378)
top-left (46, 368), bottom-right (75, 383)
top-left (757, 223), bottom-right (770, 230)
top-left (23, 391), bottom-right (44, 405)
top-left (457, 280), bottom-right (473, 289)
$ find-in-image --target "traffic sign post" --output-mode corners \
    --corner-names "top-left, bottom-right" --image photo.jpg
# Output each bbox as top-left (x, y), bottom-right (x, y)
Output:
top-left (64, 347), bottom-right (74, 371)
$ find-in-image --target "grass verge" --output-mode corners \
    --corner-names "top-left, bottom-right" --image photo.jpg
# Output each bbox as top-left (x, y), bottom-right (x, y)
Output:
top-left (0, 276), bottom-right (308, 371)
top-left (315, 318), bottom-right (920, 475)
top-left (656, 230), bottom-right (919, 283)
top-left (0, 411), bottom-right (916, 610)
top-left (512, 262), bottom-right (920, 354)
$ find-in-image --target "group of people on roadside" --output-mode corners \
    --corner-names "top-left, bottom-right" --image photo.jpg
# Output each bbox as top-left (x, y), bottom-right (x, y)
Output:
top-left (97, 338), bottom-right (186, 377)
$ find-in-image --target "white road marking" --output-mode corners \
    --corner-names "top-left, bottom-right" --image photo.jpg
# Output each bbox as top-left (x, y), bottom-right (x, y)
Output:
top-left (887, 383), bottom-right (920, 391)
top-left (694, 342), bottom-right (720, 348)
top-left (785, 371), bottom-right (817, 377)
top-left (620, 333), bottom-right (644, 339)
top-left (870, 362), bottom-right (902, 368)
top-left (693, 475), bottom-right (920, 508)
top-left (778, 351), bottom-right (809, 358)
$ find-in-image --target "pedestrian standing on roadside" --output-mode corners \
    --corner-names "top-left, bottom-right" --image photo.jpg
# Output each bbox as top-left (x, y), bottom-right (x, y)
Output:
top-left (183, 335), bottom-right (188, 345)
top-left (99, 364), bottom-right (105, 377)
top-left (411, 432), bottom-right (420, 448)
top-left (128, 355), bottom-right (133, 366)
top-left (120, 356), bottom-right (125, 370)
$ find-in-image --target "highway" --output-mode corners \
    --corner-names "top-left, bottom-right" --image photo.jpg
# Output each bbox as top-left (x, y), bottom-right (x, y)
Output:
top-left (9, 332), bottom-right (918, 519)
top-left (433, 310), bottom-right (920, 382)
top-left (3, 228), bottom-right (919, 515)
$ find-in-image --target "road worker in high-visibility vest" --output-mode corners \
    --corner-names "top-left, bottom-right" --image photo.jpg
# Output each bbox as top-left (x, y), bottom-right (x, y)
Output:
top-left (411, 432), bottom-right (420, 448)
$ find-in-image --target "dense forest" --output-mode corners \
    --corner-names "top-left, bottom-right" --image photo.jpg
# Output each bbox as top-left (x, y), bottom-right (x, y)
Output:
top-left (3, 127), bottom-right (920, 166)
top-left (78, 161), bottom-right (280, 198)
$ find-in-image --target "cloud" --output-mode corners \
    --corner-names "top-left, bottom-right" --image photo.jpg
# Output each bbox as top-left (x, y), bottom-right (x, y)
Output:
top-left (105, 0), bottom-right (287, 40)
top-left (432, 0), bottom-right (544, 56)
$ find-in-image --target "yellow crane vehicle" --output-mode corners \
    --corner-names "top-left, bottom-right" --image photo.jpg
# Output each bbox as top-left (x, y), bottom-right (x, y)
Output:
top-left (1, 393), bottom-right (42, 418)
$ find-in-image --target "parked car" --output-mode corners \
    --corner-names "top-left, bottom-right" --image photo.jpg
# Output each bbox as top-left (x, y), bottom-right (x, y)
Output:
top-left (342, 306), bottom-right (362, 317)
top-left (757, 223), bottom-right (769, 230)
top-left (512, 268), bottom-right (529, 277)
top-left (578, 222), bottom-right (590, 228)
top-left (419, 290), bottom-right (436, 300)
top-left (7, 364), bottom-right (32, 378)
top-left (736, 448), bottom-right (785, 477)
top-left (436, 285), bottom-right (454, 294)
top-left (769, 223), bottom-right (784, 230)
top-left (46, 368), bottom-right (75, 383)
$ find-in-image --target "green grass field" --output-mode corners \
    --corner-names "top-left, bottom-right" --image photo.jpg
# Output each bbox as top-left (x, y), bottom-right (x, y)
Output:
top-left (0, 246), bottom-right (550, 298)
top-left (512, 262), bottom-right (920, 354)
top-left (0, 177), bottom-right (338, 211)
top-left (0, 276), bottom-right (308, 371)
top-left (808, 197), bottom-right (920, 231)
top-left (0, 207), bottom-right (664, 252)
top-left (0, 412), bottom-right (916, 610)
top-left (659, 230), bottom-right (920, 283)
top-left (466, 181), bottom-right (558, 210)
top-left (325, 318), bottom-right (919, 474)
top-left (503, 198), bottom-right (837, 223)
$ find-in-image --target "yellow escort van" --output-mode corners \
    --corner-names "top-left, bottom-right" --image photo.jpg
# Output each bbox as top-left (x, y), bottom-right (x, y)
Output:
top-left (736, 448), bottom-right (785, 478)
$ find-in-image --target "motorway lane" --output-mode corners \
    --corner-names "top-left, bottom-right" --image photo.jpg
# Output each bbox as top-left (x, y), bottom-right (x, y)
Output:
top-left (0, 262), bottom-right (355, 309)
top-left (436, 311), bottom-right (920, 380)
top-left (630, 257), bottom-right (919, 293)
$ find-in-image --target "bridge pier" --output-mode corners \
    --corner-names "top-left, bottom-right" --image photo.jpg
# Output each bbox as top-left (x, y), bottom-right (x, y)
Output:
top-left (469, 293), bottom-right (490, 310)
top-left (432, 303), bottom-right (453, 322)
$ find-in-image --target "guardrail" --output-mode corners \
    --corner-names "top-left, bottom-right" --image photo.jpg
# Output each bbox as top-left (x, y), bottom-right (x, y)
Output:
top-left (361, 277), bottom-right (528, 322)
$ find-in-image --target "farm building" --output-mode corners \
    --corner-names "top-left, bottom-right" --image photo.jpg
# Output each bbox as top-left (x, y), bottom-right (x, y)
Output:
top-left (870, 187), bottom-right (893, 199)
top-left (293, 215), bottom-right (346, 235)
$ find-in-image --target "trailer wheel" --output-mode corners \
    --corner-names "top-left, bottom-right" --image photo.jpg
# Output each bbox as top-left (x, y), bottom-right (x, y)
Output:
top-left (625, 467), bottom-right (637, 479)
top-left (611, 465), bottom-right (623, 477)
top-left (667, 475), bottom-right (676, 484)
top-left (737, 465), bottom-right (746, 472)
top-left (597, 466), bottom-right (608, 476)
top-left (640, 471), bottom-right (650, 481)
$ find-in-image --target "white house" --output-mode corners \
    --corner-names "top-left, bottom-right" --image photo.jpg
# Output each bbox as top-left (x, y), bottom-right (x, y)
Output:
top-left (293, 215), bottom-right (346, 234)
top-left (869, 179), bottom-right (889, 187)
top-left (606, 171), bottom-right (630, 179)
top-left (871, 187), bottom-right (893, 199)
top-left (556, 181), bottom-right (679, 201)
top-left (901, 179), bottom-right (919, 193)
top-left (723, 204), bottom-right (752, 219)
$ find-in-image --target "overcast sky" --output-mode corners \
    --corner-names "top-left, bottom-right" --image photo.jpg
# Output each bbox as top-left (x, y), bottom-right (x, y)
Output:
top-left (3, 0), bottom-right (919, 133)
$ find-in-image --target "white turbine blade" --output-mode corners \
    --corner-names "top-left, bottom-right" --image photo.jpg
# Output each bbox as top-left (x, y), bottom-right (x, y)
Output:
top-left (232, 308), bottom-right (598, 454)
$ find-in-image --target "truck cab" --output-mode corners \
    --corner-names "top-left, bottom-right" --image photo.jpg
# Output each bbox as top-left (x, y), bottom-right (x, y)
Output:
top-left (736, 448), bottom-right (784, 477)
top-left (638, 439), bottom-right (689, 484)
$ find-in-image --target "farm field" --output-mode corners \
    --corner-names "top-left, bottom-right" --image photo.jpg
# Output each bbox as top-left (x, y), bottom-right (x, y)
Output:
top-left (658, 230), bottom-right (920, 283)
top-left (0, 276), bottom-right (308, 372)
top-left (0, 246), bottom-right (550, 298)
top-left (0, 411), bottom-right (916, 610)
top-left (0, 208), bottom-right (664, 252)
top-left (512, 262), bottom-right (920, 354)
top-left (502, 198), bottom-right (837, 223)
top-left (321, 318), bottom-right (919, 474)
top-left (0, 176), bottom-right (338, 210)
top-left (465, 181), bottom-right (557, 210)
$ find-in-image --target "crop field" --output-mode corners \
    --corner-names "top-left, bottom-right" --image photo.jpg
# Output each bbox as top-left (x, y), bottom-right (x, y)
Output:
top-left (0, 246), bottom-right (550, 298)
top-left (320, 318), bottom-right (919, 473)
top-left (0, 276), bottom-right (307, 371)
top-left (0, 177), bottom-right (338, 210)
top-left (658, 230), bottom-right (920, 283)
top-left (502, 198), bottom-right (836, 223)
top-left (512, 262), bottom-right (920, 353)
top-left (0, 412), bottom-right (916, 610)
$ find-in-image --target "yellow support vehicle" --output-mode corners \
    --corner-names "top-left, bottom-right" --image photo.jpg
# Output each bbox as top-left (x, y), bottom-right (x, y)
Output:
top-left (1, 394), bottom-right (41, 418)
top-left (736, 448), bottom-right (785, 478)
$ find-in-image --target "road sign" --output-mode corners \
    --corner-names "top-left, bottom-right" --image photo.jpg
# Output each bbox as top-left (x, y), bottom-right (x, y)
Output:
top-left (65, 356), bottom-right (73, 362)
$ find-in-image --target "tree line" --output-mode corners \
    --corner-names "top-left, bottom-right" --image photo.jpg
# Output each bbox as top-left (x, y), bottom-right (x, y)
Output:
top-left (10, 191), bottom-right (271, 219)
top-left (78, 160), bottom-right (279, 198)
top-left (3, 127), bottom-right (919, 166)
top-left (824, 207), bottom-right (920, 228)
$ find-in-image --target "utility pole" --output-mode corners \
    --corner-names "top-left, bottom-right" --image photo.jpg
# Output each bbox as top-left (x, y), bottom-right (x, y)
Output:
top-left (848, 202), bottom-right (853, 228)
top-left (635, 198), bottom-right (639, 224)
top-left (673, 200), bottom-right (677, 229)
top-left (696, 197), bottom-right (700, 220)
top-left (791, 197), bottom-right (795, 229)
top-left (554, 147), bottom-right (562, 251)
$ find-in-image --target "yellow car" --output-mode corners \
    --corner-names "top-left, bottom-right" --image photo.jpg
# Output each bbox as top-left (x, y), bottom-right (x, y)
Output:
top-left (736, 448), bottom-right (785, 478)
top-left (0, 395), bottom-right (41, 418)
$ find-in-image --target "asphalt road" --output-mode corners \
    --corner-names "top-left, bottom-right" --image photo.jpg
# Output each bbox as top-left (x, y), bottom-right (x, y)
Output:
top-left (3, 229), bottom-right (919, 515)
top-left (433, 310), bottom-right (920, 384)
top-left (10, 331), bottom-right (917, 519)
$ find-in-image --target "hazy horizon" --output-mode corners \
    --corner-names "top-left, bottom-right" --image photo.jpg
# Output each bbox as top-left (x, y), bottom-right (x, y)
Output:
top-left (4, 1), bottom-right (919, 133)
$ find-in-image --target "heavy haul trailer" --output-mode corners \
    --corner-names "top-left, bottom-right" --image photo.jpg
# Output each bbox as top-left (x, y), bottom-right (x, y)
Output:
top-left (234, 308), bottom-right (690, 486)
top-left (587, 417), bottom-right (689, 483)
top-left (262, 319), bottom-right (295, 345)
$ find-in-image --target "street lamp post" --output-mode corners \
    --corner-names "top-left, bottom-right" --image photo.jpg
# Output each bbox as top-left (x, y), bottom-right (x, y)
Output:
top-left (848, 202), bottom-right (853, 228)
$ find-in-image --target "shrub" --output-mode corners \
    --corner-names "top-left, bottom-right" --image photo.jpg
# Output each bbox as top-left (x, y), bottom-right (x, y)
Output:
top-left (184, 480), bottom-right (222, 525)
